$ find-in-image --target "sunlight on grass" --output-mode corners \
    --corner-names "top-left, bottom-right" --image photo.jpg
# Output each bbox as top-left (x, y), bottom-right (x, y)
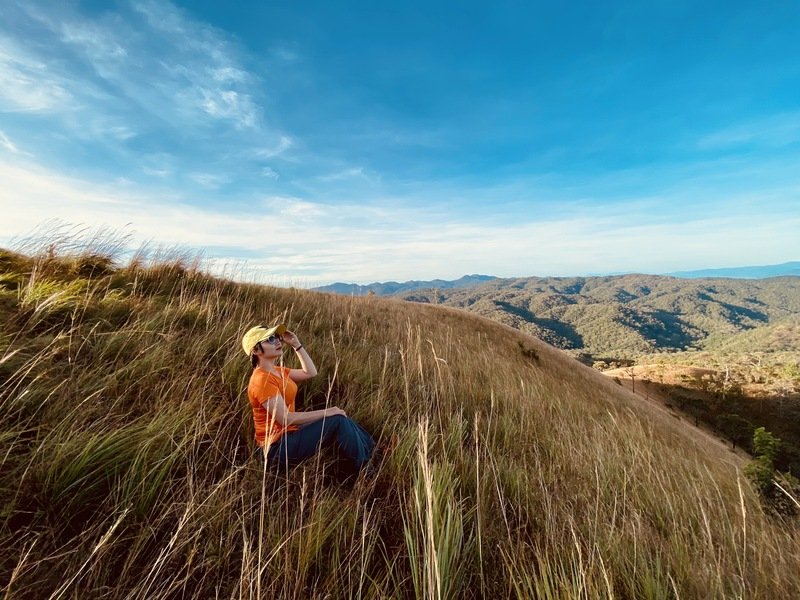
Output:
top-left (1, 237), bottom-right (799, 598)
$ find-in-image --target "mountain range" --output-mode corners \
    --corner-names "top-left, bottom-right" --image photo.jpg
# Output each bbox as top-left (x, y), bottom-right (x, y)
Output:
top-left (316, 263), bottom-right (800, 359)
top-left (313, 274), bottom-right (496, 296)
top-left (315, 261), bottom-right (800, 297)
top-left (396, 274), bottom-right (800, 358)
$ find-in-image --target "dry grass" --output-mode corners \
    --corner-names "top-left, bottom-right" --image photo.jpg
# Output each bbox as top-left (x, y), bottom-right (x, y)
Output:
top-left (1, 241), bottom-right (799, 599)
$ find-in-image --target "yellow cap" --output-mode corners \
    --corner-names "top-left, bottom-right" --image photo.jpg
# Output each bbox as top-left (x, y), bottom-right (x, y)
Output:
top-left (241, 324), bottom-right (287, 356)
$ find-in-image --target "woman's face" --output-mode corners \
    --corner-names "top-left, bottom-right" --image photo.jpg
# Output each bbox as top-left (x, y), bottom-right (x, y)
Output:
top-left (254, 333), bottom-right (283, 359)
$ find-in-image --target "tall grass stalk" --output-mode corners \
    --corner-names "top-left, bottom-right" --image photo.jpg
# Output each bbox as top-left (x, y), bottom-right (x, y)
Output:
top-left (50, 507), bottom-right (130, 600)
top-left (403, 418), bottom-right (468, 600)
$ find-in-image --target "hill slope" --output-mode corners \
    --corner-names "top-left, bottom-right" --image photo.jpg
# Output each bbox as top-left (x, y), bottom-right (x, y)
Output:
top-left (1, 246), bottom-right (799, 599)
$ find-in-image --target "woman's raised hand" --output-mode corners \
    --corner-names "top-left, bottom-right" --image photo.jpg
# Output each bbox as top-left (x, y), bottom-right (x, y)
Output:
top-left (282, 330), bottom-right (301, 349)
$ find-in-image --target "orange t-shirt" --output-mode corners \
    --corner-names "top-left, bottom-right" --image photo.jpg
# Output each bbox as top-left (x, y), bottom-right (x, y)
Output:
top-left (247, 366), bottom-right (299, 447)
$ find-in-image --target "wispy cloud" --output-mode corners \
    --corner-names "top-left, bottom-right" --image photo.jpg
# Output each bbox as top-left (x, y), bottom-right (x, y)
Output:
top-left (253, 136), bottom-right (294, 159)
top-left (0, 129), bottom-right (19, 153)
top-left (129, 0), bottom-right (260, 129)
top-left (2, 1), bottom-right (798, 286)
top-left (262, 197), bottom-right (330, 220)
top-left (2, 160), bottom-right (798, 285)
top-left (316, 167), bottom-right (372, 182)
top-left (143, 167), bottom-right (171, 178)
top-left (0, 35), bottom-right (72, 112)
top-left (6, 1), bottom-right (279, 144)
top-left (59, 20), bottom-right (128, 63)
top-left (261, 167), bottom-right (280, 180)
top-left (697, 112), bottom-right (800, 150)
top-left (211, 66), bottom-right (250, 83)
top-left (140, 153), bottom-right (176, 179)
top-left (189, 172), bottom-right (230, 189)
top-left (269, 44), bottom-right (300, 64)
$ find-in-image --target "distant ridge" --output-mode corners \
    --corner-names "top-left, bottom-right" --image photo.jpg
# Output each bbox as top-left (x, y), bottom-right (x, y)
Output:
top-left (316, 263), bottom-right (799, 296)
top-left (666, 261), bottom-right (800, 279)
top-left (313, 274), bottom-right (496, 295)
top-left (394, 273), bottom-right (800, 358)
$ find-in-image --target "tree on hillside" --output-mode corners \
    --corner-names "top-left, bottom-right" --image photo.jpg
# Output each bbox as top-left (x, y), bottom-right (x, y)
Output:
top-left (623, 366), bottom-right (636, 393)
top-left (743, 427), bottom-right (798, 514)
top-left (753, 426), bottom-right (781, 462)
top-left (672, 392), bottom-right (706, 427)
top-left (716, 413), bottom-right (752, 450)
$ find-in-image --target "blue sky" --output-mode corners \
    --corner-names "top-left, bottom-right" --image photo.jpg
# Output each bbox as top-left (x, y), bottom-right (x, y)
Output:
top-left (1, 0), bottom-right (798, 285)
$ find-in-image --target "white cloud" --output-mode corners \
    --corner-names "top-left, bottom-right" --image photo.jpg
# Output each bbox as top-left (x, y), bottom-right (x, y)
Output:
top-left (2, 160), bottom-right (798, 286)
top-left (212, 67), bottom-right (249, 83)
top-left (261, 167), bottom-right (280, 180)
top-left (143, 167), bottom-right (171, 178)
top-left (317, 167), bottom-right (368, 182)
top-left (59, 20), bottom-right (128, 63)
top-left (0, 130), bottom-right (20, 153)
top-left (0, 35), bottom-right (72, 112)
top-left (131, 0), bottom-right (197, 37)
top-left (697, 112), bottom-right (800, 150)
top-left (262, 197), bottom-right (329, 220)
top-left (198, 89), bottom-right (257, 128)
top-left (128, 0), bottom-right (261, 129)
top-left (141, 153), bottom-right (175, 178)
top-left (253, 136), bottom-right (294, 159)
top-left (189, 172), bottom-right (230, 189)
top-left (10, 0), bottom-right (265, 133)
top-left (270, 45), bottom-right (300, 63)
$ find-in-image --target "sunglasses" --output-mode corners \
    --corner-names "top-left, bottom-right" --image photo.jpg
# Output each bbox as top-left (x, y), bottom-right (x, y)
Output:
top-left (261, 334), bottom-right (282, 345)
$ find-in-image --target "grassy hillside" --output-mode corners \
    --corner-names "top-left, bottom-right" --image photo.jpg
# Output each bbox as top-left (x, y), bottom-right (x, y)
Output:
top-left (2, 244), bottom-right (800, 599)
top-left (397, 274), bottom-right (800, 359)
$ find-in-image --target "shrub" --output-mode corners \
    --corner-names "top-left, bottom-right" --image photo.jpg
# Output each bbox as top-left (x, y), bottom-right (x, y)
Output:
top-left (753, 426), bottom-right (781, 463)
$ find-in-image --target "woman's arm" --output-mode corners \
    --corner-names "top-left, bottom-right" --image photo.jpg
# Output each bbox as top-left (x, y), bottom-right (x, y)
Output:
top-left (282, 331), bottom-right (317, 382)
top-left (262, 395), bottom-right (344, 426)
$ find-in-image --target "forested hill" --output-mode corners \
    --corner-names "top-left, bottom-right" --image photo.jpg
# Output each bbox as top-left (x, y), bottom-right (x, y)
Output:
top-left (396, 274), bottom-right (800, 358)
top-left (313, 274), bottom-right (495, 295)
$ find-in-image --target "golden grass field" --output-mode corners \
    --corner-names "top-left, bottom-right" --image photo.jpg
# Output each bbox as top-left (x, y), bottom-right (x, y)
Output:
top-left (1, 241), bottom-right (799, 599)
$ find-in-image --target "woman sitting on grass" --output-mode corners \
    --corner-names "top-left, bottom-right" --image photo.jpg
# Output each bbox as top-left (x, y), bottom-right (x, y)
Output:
top-left (243, 324), bottom-right (375, 475)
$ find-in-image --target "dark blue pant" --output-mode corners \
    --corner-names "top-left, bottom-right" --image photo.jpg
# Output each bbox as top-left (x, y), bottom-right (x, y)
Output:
top-left (265, 415), bottom-right (375, 470)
